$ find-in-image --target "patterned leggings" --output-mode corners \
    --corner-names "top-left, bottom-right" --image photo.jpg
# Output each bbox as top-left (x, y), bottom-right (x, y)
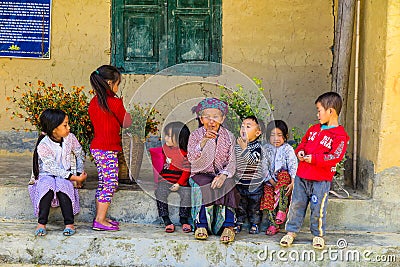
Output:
top-left (91, 149), bottom-right (119, 203)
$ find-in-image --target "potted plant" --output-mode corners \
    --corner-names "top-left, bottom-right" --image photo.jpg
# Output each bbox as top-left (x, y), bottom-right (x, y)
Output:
top-left (119, 103), bottom-right (161, 183)
top-left (7, 80), bottom-right (94, 156)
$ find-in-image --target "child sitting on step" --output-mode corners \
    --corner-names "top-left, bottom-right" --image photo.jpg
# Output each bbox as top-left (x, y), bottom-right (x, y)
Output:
top-left (28, 109), bottom-right (87, 236)
top-left (260, 120), bottom-right (298, 236)
top-left (234, 116), bottom-right (265, 234)
top-left (154, 121), bottom-right (192, 233)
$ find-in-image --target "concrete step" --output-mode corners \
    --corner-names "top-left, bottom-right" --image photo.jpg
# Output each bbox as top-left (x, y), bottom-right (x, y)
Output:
top-left (1, 182), bottom-right (398, 233)
top-left (1, 155), bottom-right (400, 232)
top-left (1, 219), bottom-right (399, 267)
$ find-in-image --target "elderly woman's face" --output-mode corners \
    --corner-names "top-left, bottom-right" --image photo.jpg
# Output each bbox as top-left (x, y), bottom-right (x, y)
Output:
top-left (199, 108), bottom-right (225, 131)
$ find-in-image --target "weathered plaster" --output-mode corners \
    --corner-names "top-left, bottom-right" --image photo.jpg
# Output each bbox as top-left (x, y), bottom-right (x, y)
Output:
top-left (1, 0), bottom-right (335, 135)
top-left (376, 0), bottom-right (400, 172)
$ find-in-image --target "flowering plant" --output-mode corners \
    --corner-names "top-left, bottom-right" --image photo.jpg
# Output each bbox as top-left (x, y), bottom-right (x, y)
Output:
top-left (219, 77), bottom-right (273, 137)
top-left (6, 80), bottom-right (94, 154)
top-left (124, 103), bottom-right (162, 141)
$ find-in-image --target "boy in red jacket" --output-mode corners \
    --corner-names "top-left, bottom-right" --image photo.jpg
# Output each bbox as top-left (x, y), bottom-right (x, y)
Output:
top-left (279, 92), bottom-right (349, 249)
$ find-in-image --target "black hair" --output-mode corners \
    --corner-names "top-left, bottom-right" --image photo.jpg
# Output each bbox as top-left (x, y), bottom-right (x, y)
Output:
top-left (163, 121), bottom-right (190, 151)
top-left (243, 115), bottom-right (265, 139)
top-left (315, 92), bottom-right (343, 115)
top-left (90, 65), bottom-right (121, 112)
top-left (266, 120), bottom-right (289, 142)
top-left (33, 109), bottom-right (67, 179)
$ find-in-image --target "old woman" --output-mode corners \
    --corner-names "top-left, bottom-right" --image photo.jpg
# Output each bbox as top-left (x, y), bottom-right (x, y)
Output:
top-left (188, 97), bottom-right (239, 243)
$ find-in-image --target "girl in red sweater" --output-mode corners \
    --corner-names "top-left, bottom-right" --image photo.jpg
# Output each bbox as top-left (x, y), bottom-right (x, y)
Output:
top-left (88, 65), bottom-right (132, 231)
top-left (154, 121), bottom-right (191, 233)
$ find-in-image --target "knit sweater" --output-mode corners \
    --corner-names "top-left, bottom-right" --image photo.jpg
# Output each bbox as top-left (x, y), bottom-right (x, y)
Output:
top-left (295, 124), bottom-right (349, 182)
top-left (187, 126), bottom-right (236, 179)
top-left (263, 142), bottom-right (298, 184)
top-left (235, 139), bottom-right (264, 185)
top-left (88, 91), bottom-right (132, 151)
top-left (159, 144), bottom-right (191, 186)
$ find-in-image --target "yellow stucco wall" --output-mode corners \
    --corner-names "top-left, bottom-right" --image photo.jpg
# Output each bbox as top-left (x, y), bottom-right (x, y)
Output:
top-left (357, 0), bottom-right (400, 173)
top-left (222, 1), bottom-right (333, 130)
top-left (376, 0), bottom-right (400, 172)
top-left (0, 0), bottom-right (111, 130)
top-left (357, 0), bottom-right (387, 171)
top-left (0, 0), bottom-right (334, 135)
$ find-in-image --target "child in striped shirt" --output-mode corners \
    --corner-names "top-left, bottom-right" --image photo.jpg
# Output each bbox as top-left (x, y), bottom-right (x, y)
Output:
top-left (234, 116), bottom-right (265, 234)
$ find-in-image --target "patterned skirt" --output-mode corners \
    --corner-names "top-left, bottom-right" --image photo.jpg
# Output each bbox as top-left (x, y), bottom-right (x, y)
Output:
top-left (260, 171), bottom-right (291, 211)
top-left (28, 175), bottom-right (80, 217)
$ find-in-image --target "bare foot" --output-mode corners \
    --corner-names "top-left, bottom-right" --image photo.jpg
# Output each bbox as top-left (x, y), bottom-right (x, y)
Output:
top-left (65, 224), bottom-right (75, 231)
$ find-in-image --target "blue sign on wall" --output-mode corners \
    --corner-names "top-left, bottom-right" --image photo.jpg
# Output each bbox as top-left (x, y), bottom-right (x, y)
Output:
top-left (0, 0), bottom-right (51, 59)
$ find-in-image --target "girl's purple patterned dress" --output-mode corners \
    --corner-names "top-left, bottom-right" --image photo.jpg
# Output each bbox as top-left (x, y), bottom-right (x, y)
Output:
top-left (28, 133), bottom-right (84, 216)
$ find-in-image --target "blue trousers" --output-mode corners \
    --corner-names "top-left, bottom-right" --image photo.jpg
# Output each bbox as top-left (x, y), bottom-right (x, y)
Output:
top-left (236, 184), bottom-right (263, 225)
top-left (285, 176), bottom-right (331, 237)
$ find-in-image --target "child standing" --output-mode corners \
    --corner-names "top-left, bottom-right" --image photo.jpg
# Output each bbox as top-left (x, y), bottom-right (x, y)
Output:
top-left (280, 92), bottom-right (349, 249)
top-left (260, 120), bottom-right (298, 236)
top-left (89, 65), bottom-right (132, 231)
top-left (154, 122), bottom-right (192, 233)
top-left (235, 116), bottom-right (265, 234)
top-left (28, 109), bottom-right (87, 236)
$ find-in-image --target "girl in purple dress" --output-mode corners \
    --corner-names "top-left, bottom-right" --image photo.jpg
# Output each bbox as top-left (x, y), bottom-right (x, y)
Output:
top-left (28, 109), bottom-right (87, 236)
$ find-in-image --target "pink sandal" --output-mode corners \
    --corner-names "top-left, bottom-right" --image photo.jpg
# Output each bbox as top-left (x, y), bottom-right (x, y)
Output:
top-left (275, 211), bottom-right (287, 225)
top-left (182, 224), bottom-right (192, 233)
top-left (266, 225), bottom-right (280, 236)
top-left (165, 224), bottom-right (175, 233)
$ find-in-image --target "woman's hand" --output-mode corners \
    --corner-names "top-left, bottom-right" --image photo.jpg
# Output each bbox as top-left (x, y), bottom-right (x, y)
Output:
top-left (200, 129), bottom-right (219, 149)
top-left (285, 180), bottom-right (294, 196)
top-left (211, 174), bottom-right (227, 189)
top-left (170, 183), bottom-right (180, 192)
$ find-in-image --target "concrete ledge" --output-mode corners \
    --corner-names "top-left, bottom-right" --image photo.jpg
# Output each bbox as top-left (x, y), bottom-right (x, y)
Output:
top-left (2, 185), bottom-right (400, 232)
top-left (1, 220), bottom-right (399, 267)
top-left (2, 155), bottom-right (400, 233)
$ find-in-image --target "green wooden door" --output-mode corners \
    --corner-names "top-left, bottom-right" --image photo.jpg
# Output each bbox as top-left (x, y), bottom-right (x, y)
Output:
top-left (112, 0), bottom-right (166, 73)
top-left (112, 0), bottom-right (221, 74)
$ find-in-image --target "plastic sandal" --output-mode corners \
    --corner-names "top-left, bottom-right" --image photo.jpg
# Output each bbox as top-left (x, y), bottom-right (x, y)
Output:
top-left (165, 224), bottom-right (175, 233)
top-left (35, 228), bottom-right (47, 236)
top-left (182, 224), bottom-right (192, 233)
top-left (280, 233), bottom-right (296, 247)
top-left (265, 225), bottom-right (280, 236)
top-left (234, 224), bottom-right (242, 234)
top-left (249, 224), bottom-right (259, 234)
top-left (109, 220), bottom-right (119, 226)
top-left (63, 228), bottom-right (76, 236)
top-left (275, 211), bottom-right (287, 225)
top-left (220, 227), bottom-right (235, 243)
top-left (92, 220), bottom-right (119, 231)
top-left (194, 227), bottom-right (208, 240)
top-left (93, 218), bottom-right (120, 227)
top-left (313, 236), bottom-right (325, 250)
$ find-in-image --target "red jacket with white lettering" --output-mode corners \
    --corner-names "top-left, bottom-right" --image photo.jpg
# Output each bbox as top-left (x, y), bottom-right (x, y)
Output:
top-left (295, 124), bottom-right (349, 182)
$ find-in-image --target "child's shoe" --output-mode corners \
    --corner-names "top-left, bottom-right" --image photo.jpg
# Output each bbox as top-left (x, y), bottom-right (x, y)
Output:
top-left (234, 223), bottom-right (243, 234)
top-left (265, 225), bottom-right (279, 236)
top-left (249, 224), bottom-right (259, 234)
top-left (165, 224), bottom-right (175, 233)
